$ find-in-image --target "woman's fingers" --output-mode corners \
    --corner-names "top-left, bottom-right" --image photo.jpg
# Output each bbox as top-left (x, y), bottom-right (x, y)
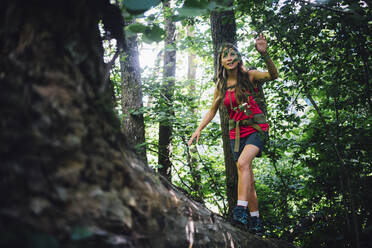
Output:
top-left (240, 64), bottom-right (247, 72)
top-left (187, 135), bottom-right (193, 146)
top-left (255, 33), bottom-right (266, 41)
top-left (187, 136), bottom-right (194, 146)
top-left (188, 131), bottom-right (201, 146)
top-left (188, 133), bottom-right (197, 146)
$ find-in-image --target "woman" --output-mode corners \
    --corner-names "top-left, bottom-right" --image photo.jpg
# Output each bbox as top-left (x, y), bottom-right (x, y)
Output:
top-left (187, 35), bottom-right (278, 234)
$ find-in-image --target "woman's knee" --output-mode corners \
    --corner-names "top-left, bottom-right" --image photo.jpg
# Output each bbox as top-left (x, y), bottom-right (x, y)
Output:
top-left (237, 157), bottom-right (253, 172)
top-left (237, 155), bottom-right (254, 169)
top-left (237, 160), bottom-right (250, 172)
top-left (237, 145), bottom-right (259, 171)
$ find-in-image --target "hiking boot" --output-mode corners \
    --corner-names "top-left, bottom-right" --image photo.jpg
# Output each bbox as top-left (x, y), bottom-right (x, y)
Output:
top-left (232, 206), bottom-right (249, 227)
top-left (249, 216), bottom-right (264, 236)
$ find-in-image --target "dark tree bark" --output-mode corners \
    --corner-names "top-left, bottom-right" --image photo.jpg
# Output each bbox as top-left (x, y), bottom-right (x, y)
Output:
top-left (158, 0), bottom-right (176, 181)
top-left (120, 19), bottom-right (147, 164)
top-left (210, 8), bottom-right (238, 219)
top-left (0, 1), bottom-right (295, 247)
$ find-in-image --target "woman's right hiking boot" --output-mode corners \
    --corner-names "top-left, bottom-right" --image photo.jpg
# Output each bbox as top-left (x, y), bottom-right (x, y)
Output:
top-left (249, 216), bottom-right (264, 236)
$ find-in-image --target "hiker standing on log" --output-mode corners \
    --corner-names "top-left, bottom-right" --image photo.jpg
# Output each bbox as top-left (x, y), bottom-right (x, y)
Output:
top-left (187, 35), bottom-right (278, 234)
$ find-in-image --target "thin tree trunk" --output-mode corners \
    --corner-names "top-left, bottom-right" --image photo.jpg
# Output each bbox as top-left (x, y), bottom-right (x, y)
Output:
top-left (210, 7), bottom-right (238, 218)
top-left (146, 50), bottom-right (163, 108)
top-left (187, 26), bottom-right (197, 83)
top-left (158, 0), bottom-right (176, 181)
top-left (120, 19), bottom-right (147, 164)
top-left (186, 25), bottom-right (203, 202)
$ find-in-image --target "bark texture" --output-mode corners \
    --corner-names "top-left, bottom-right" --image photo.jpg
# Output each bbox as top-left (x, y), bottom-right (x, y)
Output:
top-left (210, 9), bottom-right (238, 219)
top-left (158, 0), bottom-right (176, 180)
top-left (120, 19), bottom-right (147, 164)
top-left (0, 1), bottom-right (295, 247)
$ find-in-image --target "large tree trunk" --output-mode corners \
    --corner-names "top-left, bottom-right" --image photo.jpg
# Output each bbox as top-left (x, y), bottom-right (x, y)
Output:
top-left (120, 19), bottom-right (147, 164)
top-left (0, 1), bottom-right (295, 247)
top-left (210, 8), bottom-right (238, 219)
top-left (158, 0), bottom-right (176, 180)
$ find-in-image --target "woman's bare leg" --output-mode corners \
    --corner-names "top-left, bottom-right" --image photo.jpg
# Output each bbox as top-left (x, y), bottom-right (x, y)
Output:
top-left (237, 144), bottom-right (259, 212)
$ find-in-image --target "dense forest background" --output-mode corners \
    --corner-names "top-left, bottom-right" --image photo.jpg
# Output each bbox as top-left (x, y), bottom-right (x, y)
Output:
top-left (1, 0), bottom-right (371, 247)
top-left (113, 0), bottom-right (372, 247)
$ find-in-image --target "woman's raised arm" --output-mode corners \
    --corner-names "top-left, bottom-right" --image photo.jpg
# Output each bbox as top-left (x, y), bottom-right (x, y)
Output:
top-left (250, 35), bottom-right (278, 84)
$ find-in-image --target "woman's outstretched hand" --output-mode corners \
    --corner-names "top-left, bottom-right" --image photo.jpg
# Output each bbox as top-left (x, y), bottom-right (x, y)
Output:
top-left (255, 34), bottom-right (267, 54)
top-left (187, 130), bottom-right (201, 146)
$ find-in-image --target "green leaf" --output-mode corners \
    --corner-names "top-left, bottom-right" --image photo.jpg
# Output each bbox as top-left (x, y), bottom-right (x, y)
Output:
top-left (147, 14), bottom-right (156, 21)
top-left (126, 22), bottom-right (147, 33)
top-left (171, 15), bottom-right (188, 22)
top-left (223, 49), bottom-right (229, 57)
top-left (123, 0), bottom-right (161, 15)
top-left (207, 1), bottom-right (217, 10)
top-left (177, 0), bottom-right (209, 17)
top-left (183, 0), bottom-right (209, 9)
top-left (177, 7), bottom-right (207, 17)
top-left (144, 25), bottom-right (165, 42)
top-left (247, 43), bottom-right (255, 52)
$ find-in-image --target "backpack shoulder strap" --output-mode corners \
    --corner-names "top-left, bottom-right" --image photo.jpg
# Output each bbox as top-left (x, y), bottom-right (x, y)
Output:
top-left (255, 83), bottom-right (268, 117)
top-left (247, 70), bottom-right (268, 117)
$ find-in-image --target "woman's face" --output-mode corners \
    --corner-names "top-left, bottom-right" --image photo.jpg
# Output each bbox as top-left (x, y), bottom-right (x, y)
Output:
top-left (221, 47), bottom-right (240, 70)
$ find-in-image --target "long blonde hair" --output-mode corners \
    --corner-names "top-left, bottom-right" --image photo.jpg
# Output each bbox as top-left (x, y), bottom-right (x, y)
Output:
top-left (212, 43), bottom-right (253, 110)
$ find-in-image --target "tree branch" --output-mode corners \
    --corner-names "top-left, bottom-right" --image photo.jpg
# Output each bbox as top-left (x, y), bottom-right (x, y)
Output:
top-left (195, 145), bottom-right (228, 215)
top-left (298, 0), bottom-right (356, 15)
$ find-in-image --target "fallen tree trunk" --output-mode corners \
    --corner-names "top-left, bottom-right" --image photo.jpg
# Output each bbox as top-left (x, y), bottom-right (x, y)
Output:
top-left (0, 1), bottom-right (294, 247)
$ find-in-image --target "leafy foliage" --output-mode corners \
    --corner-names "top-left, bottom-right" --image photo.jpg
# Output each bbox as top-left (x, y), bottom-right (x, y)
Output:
top-left (235, 0), bottom-right (372, 247)
top-left (122, 0), bottom-right (161, 15)
top-left (112, 0), bottom-right (372, 247)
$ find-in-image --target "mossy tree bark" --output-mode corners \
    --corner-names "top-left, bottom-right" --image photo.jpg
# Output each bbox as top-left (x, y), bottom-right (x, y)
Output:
top-left (0, 1), bottom-right (295, 247)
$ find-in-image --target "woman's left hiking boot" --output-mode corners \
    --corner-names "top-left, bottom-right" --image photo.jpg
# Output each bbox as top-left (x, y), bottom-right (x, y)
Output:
top-left (232, 206), bottom-right (249, 229)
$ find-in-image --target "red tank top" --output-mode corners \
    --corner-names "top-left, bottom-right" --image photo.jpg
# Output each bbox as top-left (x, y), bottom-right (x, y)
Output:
top-left (224, 88), bottom-right (269, 139)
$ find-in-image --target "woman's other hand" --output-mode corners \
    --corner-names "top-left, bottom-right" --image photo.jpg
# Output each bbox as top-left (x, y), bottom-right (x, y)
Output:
top-left (240, 63), bottom-right (248, 73)
top-left (187, 130), bottom-right (201, 146)
top-left (255, 34), bottom-right (267, 54)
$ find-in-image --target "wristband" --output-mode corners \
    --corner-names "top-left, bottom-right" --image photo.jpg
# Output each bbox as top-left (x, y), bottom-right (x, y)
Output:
top-left (261, 53), bottom-right (270, 61)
